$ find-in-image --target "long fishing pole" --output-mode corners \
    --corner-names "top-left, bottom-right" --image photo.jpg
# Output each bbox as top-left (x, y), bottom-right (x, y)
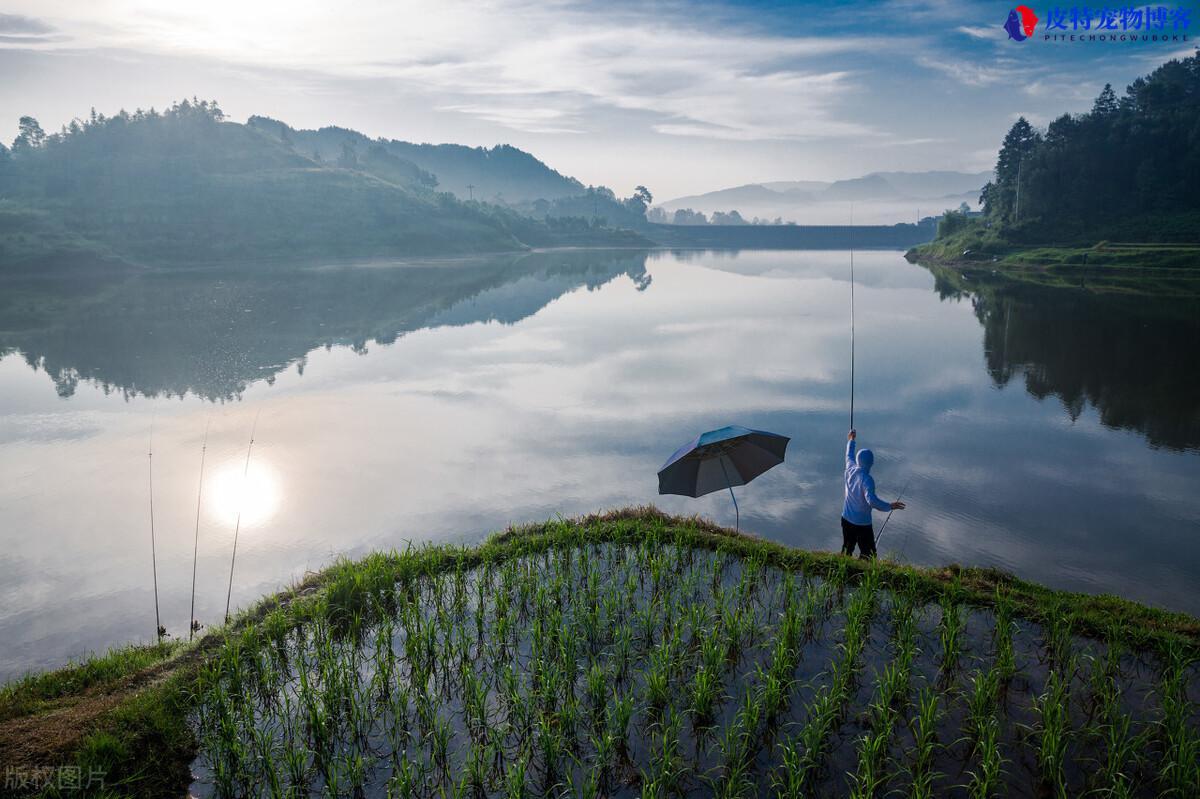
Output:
top-left (148, 422), bottom-right (163, 641)
top-left (188, 420), bottom-right (210, 641)
top-left (875, 474), bottom-right (913, 546)
top-left (849, 203), bottom-right (856, 431)
top-left (224, 411), bottom-right (259, 625)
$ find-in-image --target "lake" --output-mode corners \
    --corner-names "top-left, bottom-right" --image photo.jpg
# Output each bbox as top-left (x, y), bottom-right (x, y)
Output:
top-left (1, 248), bottom-right (1197, 680)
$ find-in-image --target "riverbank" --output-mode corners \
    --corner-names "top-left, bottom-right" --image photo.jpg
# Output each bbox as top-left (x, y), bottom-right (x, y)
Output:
top-left (906, 228), bottom-right (1200, 294)
top-left (2, 507), bottom-right (1197, 797)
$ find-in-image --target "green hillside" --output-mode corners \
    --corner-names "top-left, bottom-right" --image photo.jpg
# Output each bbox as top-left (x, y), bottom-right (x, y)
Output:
top-left (0, 100), bottom-right (644, 268)
top-left (246, 116), bottom-right (584, 203)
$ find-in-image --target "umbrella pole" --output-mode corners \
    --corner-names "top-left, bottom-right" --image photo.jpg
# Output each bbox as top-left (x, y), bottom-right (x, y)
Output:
top-left (719, 458), bottom-right (739, 533)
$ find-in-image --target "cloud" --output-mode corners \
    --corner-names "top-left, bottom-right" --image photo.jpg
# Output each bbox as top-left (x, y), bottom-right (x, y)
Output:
top-left (0, 12), bottom-right (65, 48)
top-left (914, 54), bottom-right (1012, 86)
top-left (10, 0), bottom-right (882, 142)
top-left (434, 103), bottom-right (584, 135)
top-left (956, 25), bottom-right (994, 39)
top-left (0, 13), bottom-right (54, 35)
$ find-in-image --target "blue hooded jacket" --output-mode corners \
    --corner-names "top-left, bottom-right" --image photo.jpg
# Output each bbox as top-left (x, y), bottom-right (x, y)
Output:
top-left (842, 440), bottom-right (893, 526)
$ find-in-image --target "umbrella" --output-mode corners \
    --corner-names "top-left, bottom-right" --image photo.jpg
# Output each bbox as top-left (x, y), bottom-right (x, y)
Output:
top-left (657, 425), bottom-right (790, 531)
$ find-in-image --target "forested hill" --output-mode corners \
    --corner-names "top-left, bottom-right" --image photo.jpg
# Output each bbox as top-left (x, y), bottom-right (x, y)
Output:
top-left (975, 50), bottom-right (1200, 244)
top-left (246, 116), bottom-right (584, 203)
top-left (0, 100), bottom-right (644, 268)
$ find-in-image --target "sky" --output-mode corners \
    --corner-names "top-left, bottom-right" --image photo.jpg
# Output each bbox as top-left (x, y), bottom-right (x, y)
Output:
top-left (0, 0), bottom-right (1195, 199)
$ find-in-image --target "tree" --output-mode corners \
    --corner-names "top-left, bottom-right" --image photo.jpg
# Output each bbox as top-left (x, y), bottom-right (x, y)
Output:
top-left (1091, 83), bottom-right (1118, 117)
top-left (938, 208), bottom-right (970, 237)
top-left (0, 142), bottom-right (11, 189)
top-left (711, 210), bottom-right (747, 225)
top-left (672, 208), bottom-right (708, 225)
top-left (12, 116), bottom-right (46, 152)
top-left (996, 117), bottom-right (1039, 186)
top-left (982, 116), bottom-right (1041, 221)
top-left (632, 185), bottom-right (652, 206)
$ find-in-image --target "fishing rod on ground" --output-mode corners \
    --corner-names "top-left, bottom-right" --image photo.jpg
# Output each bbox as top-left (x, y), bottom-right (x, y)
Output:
top-left (224, 411), bottom-right (260, 625)
top-left (148, 420), bottom-right (164, 641)
top-left (188, 419), bottom-right (210, 640)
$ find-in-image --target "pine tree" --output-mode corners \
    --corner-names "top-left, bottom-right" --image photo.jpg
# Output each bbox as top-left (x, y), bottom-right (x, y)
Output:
top-left (12, 116), bottom-right (46, 152)
top-left (1091, 83), bottom-right (1118, 117)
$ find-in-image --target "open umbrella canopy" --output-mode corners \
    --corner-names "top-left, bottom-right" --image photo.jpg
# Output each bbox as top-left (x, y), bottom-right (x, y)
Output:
top-left (657, 425), bottom-right (790, 498)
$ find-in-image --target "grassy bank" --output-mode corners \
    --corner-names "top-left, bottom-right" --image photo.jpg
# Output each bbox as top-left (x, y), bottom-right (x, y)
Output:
top-left (2, 508), bottom-right (1198, 797)
top-left (906, 223), bottom-right (1200, 294)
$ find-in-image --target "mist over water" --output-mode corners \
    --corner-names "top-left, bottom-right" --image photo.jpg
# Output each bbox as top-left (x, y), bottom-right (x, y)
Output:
top-left (1, 248), bottom-right (1197, 679)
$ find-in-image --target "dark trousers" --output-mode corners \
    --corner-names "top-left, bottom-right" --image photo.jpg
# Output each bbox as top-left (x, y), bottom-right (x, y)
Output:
top-left (841, 517), bottom-right (876, 559)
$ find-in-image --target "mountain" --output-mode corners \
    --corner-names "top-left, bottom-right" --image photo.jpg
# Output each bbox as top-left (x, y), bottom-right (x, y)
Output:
top-left (247, 116), bottom-right (584, 203)
top-left (873, 171), bottom-right (994, 199)
top-left (822, 173), bottom-right (902, 201)
top-left (0, 101), bottom-right (645, 268)
top-left (658, 170), bottom-right (990, 225)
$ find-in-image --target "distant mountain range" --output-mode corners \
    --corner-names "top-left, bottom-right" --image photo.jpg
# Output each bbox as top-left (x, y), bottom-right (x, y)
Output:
top-left (658, 171), bottom-right (991, 225)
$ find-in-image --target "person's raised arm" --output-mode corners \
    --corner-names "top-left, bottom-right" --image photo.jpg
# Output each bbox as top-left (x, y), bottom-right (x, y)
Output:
top-left (846, 429), bottom-right (857, 471)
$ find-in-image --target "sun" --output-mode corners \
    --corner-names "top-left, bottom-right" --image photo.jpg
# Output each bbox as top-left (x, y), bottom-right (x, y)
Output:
top-left (208, 460), bottom-right (281, 528)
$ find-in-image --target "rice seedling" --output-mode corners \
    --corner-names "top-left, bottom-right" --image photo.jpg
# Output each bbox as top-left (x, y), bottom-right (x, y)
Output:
top-left (1155, 641), bottom-right (1200, 797)
top-left (965, 715), bottom-right (1004, 798)
top-left (1031, 664), bottom-right (1072, 798)
top-left (992, 588), bottom-right (1017, 684)
top-left (179, 520), bottom-right (1192, 799)
top-left (689, 662), bottom-right (723, 729)
top-left (641, 707), bottom-right (687, 794)
top-left (907, 686), bottom-right (942, 799)
top-left (772, 737), bottom-right (807, 799)
top-left (938, 594), bottom-right (964, 676)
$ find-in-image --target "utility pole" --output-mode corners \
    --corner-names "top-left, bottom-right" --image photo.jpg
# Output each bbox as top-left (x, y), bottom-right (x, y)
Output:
top-left (1014, 159), bottom-right (1022, 222)
top-left (466, 184), bottom-right (475, 201)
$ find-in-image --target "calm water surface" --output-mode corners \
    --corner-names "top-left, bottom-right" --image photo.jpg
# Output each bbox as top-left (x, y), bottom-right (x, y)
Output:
top-left (1, 249), bottom-right (1197, 679)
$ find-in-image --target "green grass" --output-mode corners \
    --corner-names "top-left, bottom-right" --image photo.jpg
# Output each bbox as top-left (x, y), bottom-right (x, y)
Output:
top-left (1, 507), bottom-right (1198, 797)
top-left (0, 641), bottom-right (183, 724)
top-left (906, 220), bottom-right (1200, 296)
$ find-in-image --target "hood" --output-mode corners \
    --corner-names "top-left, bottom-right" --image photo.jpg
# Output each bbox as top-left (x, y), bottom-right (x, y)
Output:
top-left (856, 448), bottom-right (874, 473)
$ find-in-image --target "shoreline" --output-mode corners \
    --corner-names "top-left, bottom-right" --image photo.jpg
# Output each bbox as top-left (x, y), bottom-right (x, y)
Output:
top-left (2, 507), bottom-right (1197, 796)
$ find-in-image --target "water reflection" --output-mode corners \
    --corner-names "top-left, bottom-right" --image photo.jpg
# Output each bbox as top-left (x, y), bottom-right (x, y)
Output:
top-left (0, 249), bottom-right (1197, 679)
top-left (208, 459), bottom-right (281, 527)
top-left (926, 264), bottom-right (1200, 451)
top-left (0, 249), bottom-right (651, 402)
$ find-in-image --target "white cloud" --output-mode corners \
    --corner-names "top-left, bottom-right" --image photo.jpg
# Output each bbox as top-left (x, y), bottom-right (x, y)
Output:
top-left (914, 54), bottom-right (1012, 86)
top-left (7, 0), bottom-right (882, 142)
top-left (956, 25), bottom-right (994, 40)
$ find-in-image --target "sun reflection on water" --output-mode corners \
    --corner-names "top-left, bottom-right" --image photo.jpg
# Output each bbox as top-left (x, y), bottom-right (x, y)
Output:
top-left (208, 459), bottom-right (281, 528)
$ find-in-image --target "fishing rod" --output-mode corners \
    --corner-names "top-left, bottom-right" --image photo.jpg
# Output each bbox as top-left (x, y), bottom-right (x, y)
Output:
top-left (849, 203), bottom-right (856, 431)
top-left (188, 420), bottom-right (210, 640)
top-left (875, 474), bottom-right (913, 547)
top-left (224, 411), bottom-right (259, 625)
top-left (148, 422), bottom-right (163, 641)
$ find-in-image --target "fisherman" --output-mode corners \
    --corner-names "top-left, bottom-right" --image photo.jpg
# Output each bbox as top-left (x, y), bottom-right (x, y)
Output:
top-left (841, 429), bottom-right (905, 558)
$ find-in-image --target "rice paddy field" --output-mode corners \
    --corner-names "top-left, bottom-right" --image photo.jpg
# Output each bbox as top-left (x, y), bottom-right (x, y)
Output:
top-left (180, 511), bottom-right (1200, 799)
